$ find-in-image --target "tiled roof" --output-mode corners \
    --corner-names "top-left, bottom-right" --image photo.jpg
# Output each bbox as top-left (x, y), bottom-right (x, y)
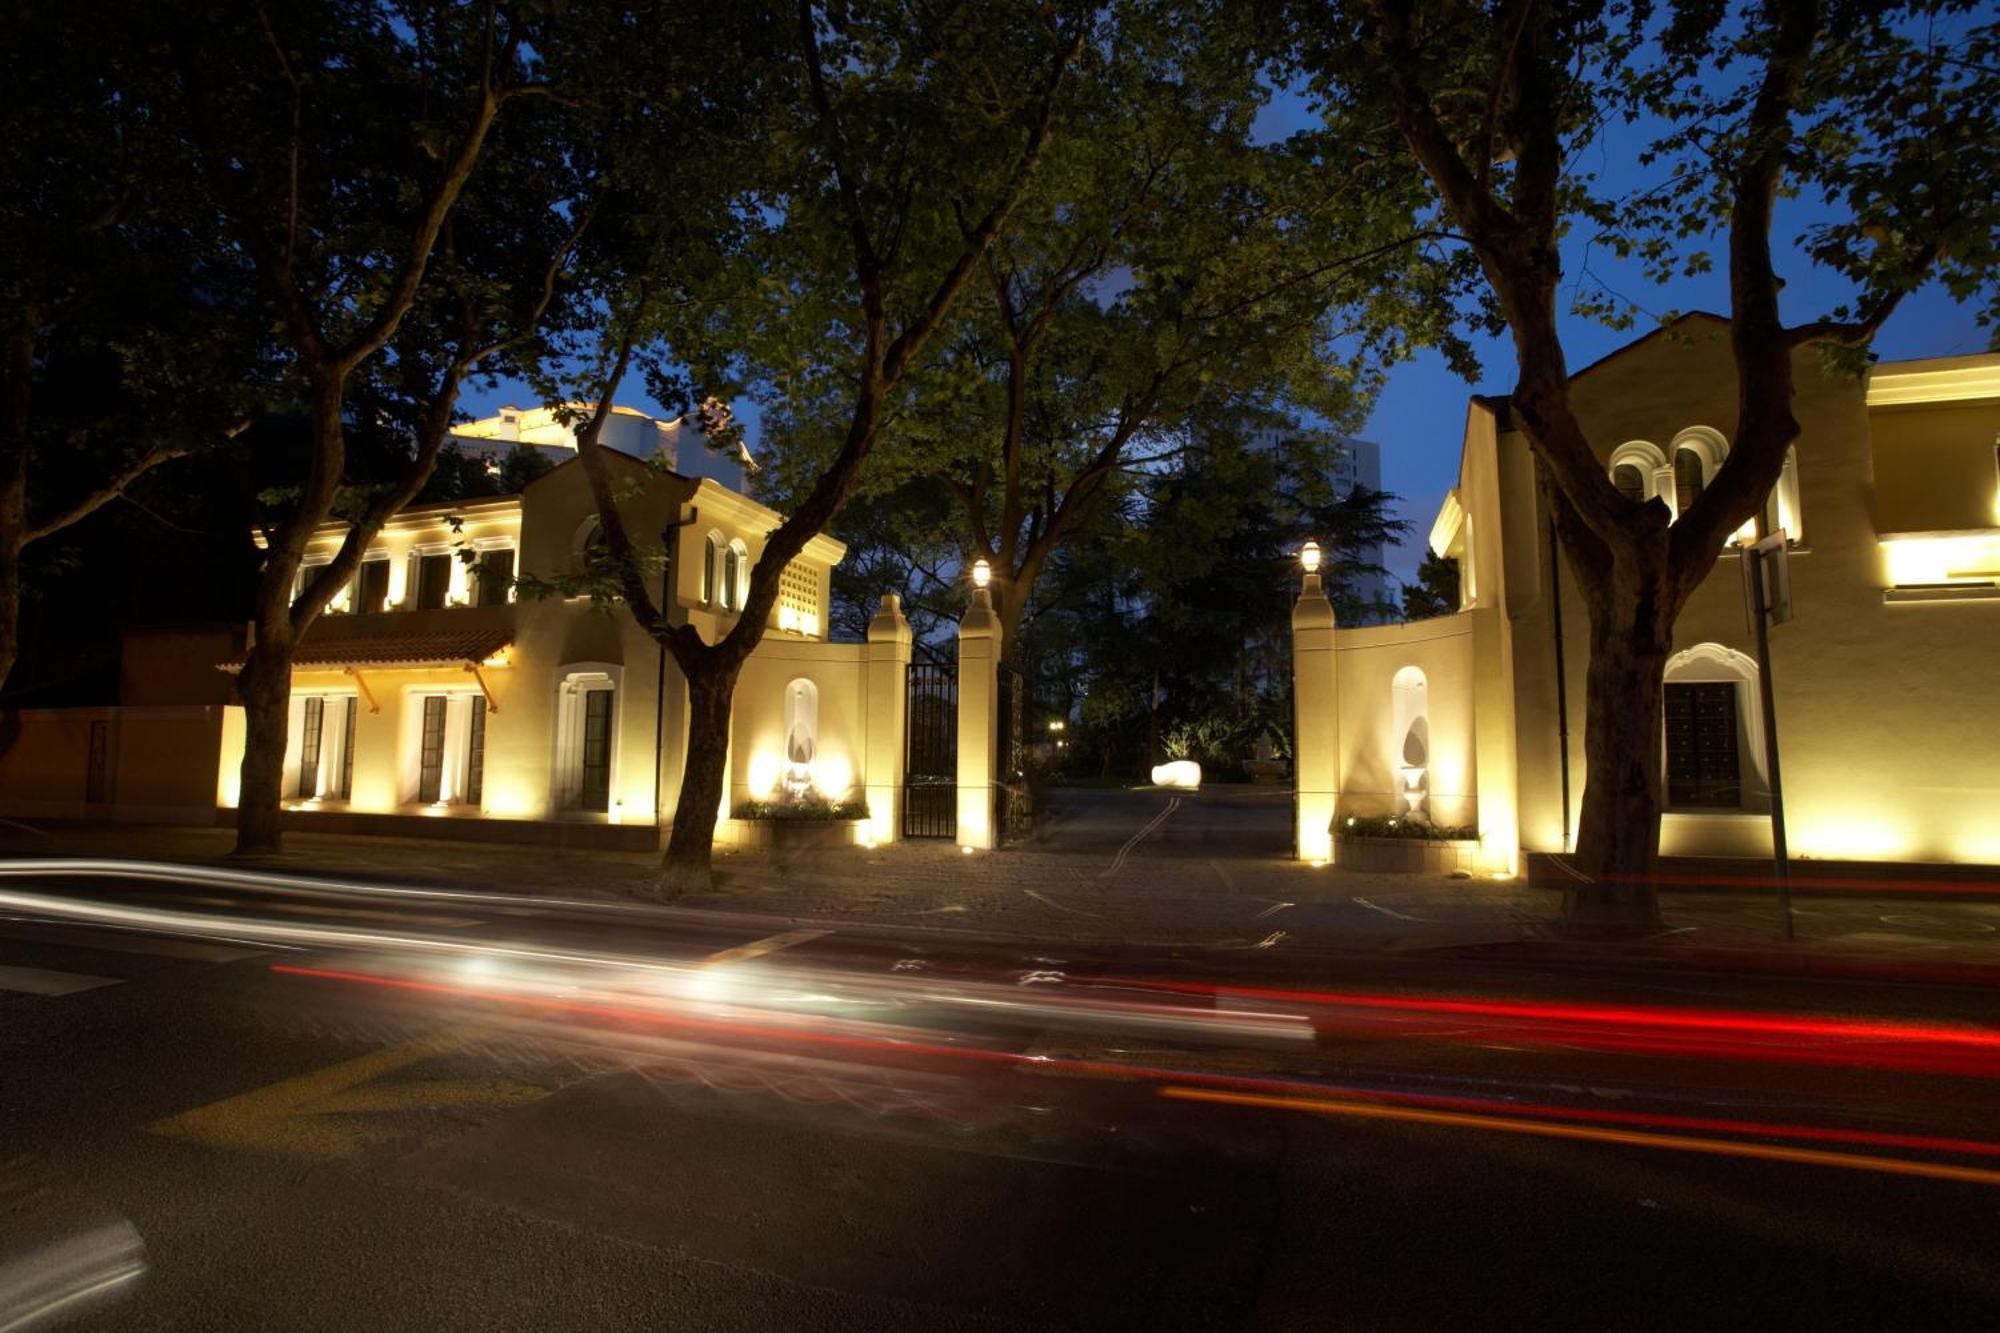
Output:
top-left (219, 630), bottom-right (513, 672)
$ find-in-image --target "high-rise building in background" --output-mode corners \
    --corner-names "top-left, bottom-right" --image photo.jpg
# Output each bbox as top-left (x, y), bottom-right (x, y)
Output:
top-left (1240, 422), bottom-right (1393, 620)
top-left (1331, 436), bottom-right (1391, 619)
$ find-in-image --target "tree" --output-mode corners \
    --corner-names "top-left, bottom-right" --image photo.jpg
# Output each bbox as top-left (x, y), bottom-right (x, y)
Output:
top-left (566, 0), bottom-right (1086, 894)
top-left (0, 1), bottom-right (260, 694)
top-left (782, 7), bottom-right (1466, 661)
top-left (1402, 549), bottom-right (1460, 620)
top-left (168, 0), bottom-right (583, 852)
top-left (1304, 0), bottom-right (2000, 928)
top-left (1024, 425), bottom-right (1405, 776)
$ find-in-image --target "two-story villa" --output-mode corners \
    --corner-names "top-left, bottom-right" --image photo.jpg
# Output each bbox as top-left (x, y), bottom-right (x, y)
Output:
top-left (212, 405), bottom-right (882, 847)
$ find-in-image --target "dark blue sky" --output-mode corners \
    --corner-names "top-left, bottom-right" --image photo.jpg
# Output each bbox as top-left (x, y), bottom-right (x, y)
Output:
top-left (465, 83), bottom-right (1993, 591)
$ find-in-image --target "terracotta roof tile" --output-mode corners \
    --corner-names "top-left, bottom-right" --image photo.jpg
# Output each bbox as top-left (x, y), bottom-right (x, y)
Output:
top-left (220, 630), bottom-right (512, 672)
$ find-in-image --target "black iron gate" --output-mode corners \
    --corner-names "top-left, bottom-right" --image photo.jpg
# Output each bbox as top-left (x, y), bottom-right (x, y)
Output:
top-left (903, 657), bottom-right (957, 838)
top-left (995, 662), bottom-right (1030, 839)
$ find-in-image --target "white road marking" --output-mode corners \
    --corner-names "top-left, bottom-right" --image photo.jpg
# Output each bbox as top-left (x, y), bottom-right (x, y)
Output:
top-left (1099, 797), bottom-right (1180, 878)
top-left (1353, 896), bottom-right (1427, 922)
top-left (1254, 901), bottom-right (1295, 920)
top-left (0, 963), bottom-right (123, 996)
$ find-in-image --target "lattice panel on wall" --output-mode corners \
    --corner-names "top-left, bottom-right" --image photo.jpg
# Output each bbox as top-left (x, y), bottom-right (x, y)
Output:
top-left (778, 561), bottom-right (824, 636)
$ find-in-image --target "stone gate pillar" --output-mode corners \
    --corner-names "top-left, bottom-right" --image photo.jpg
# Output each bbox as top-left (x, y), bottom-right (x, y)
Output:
top-left (955, 585), bottom-right (1002, 850)
top-left (1292, 571), bottom-right (1340, 862)
top-left (864, 594), bottom-right (913, 846)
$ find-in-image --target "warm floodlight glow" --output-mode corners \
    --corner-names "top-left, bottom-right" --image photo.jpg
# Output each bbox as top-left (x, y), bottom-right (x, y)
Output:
top-left (970, 558), bottom-right (992, 590)
top-left (1299, 540), bottom-right (1322, 573)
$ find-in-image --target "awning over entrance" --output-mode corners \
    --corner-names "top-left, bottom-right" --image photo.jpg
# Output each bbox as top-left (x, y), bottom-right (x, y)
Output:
top-left (218, 630), bottom-right (513, 673)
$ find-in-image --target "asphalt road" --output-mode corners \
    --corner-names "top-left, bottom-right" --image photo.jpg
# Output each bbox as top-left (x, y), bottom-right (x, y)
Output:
top-left (1026, 785), bottom-right (1294, 861)
top-left (3, 868), bottom-right (1998, 1331)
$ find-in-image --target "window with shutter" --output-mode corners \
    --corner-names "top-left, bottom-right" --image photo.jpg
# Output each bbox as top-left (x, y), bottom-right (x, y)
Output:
top-left (297, 697), bottom-right (324, 798)
top-left (465, 698), bottom-right (486, 806)
top-left (417, 696), bottom-right (448, 803)
top-left (476, 548), bottom-right (514, 606)
top-left (357, 559), bottom-right (390, 614)
top-left (579, 689), bottom-right (613, 812)
top-left (1665, 682), bottom-right (1740, 808)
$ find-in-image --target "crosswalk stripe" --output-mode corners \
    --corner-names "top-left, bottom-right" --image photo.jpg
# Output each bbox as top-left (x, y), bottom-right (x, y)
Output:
top-left (0, 963), bottom-right (123, 996)
top-left (0, 923), bottom-right (264, 963)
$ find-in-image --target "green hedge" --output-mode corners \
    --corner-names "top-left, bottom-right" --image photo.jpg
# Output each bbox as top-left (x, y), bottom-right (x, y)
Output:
top-left (1338, 815), bottom-right (1477, 841)
top-left (733, 798), bottom-right (869, 822)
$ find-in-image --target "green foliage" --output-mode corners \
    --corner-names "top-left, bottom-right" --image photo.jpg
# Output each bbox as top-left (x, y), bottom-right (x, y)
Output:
top-left (1339, 815), bottom-right (1477, 841)
top-left (733, 798), bottom-right (869, 822)
top-left (1401, 550), bottom-right (1460, 621)
top-left (1024, 428), bottom-right (1400, 779)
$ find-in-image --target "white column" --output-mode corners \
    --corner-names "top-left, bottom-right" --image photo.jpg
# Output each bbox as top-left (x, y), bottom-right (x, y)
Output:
top-left (955, 587), bottom-right (1002, 850)
top-left (1292, 572), bottom-right (1340, 862)
top-left (864, 594), bottom-right (913, 846)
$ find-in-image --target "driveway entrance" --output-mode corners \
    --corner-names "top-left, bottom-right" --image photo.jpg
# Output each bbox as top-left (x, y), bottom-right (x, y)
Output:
top-left (1027, 784), bottom-right (1292, 863)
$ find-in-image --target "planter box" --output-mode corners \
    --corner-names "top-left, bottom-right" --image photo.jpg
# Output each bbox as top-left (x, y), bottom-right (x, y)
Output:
top-left (724, 817), bottom-right (871, 854)
top-left (1335, 834), bottom-right (1480, 875)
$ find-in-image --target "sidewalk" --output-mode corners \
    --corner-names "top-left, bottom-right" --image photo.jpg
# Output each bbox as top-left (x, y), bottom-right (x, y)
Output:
top-left (4, 818), bottom-right (1999, 975)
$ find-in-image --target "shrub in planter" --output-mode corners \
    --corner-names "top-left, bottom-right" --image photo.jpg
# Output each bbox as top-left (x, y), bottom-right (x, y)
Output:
top-left (1338, 814), bottom-right (1476, 841)
top-left (733, 797), bottom-right (869, 821)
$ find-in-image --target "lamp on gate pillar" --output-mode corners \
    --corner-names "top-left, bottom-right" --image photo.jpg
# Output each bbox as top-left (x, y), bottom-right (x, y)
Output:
top-left (1291, 537), bottom-right (1338, 864)
top-left (970, 557), bottom-right (992, 591)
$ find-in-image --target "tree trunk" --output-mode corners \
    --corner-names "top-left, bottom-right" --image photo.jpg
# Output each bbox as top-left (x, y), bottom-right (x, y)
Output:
top-left (232, 612), bottom-right (293, 855)
top-left (660, 657), bottom-right (743, 897)
top-left (0, 317), bottom-right (30, 696)
top-left (0, 505), bottom-right (21, 698)
top-left (1566, 578), bottom-right (1671, 933)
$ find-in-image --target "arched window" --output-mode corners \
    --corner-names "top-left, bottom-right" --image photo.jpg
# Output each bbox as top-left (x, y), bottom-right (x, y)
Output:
top-left (1662, 643), bottom-right (1766, 810)
top-left (1607, 441), bottom-right (1667, 508)
top-left (1612, 463), bottom-right (1647, 504)
top-left (724, 539), bottom-right (749, 611)
top-left (1769, 445), bottom-right (1804, 543)
top-left (1666, 427), bottom-right (1730, 523)
top-left (1391, 666), bottom-right (1429, 820)
top-left (1674, 447), bottom-right (1706, 514)
top-left (701, 532), bottom-right (720, 604)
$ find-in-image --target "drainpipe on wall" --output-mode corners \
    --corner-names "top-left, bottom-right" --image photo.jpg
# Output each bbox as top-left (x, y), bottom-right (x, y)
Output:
top-left (1547, 513), bottom-right (1572, 854)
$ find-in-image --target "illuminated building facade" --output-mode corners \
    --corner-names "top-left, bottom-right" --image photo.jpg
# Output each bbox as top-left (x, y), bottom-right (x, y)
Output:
top-left (206, 406), bottom-right (921, 848)
top-left (1407, 317), bottom-right (2000, 868)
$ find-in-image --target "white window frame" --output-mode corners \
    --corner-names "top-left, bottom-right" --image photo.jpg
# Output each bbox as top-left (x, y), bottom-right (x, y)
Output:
top-left (1607, 440), bottom-right (1669, 508)
top-left (470, 536), bottom-right (518, 606)
top-left (724, 538), bottom-right (750, 611)
top-left (409, 541), bottom-right (462, 610)
top-left (1661, 643), bottom-right (1768, 811)
top-left (284, 690), bottom-right (359, 804)
top-left (400, 686), bottom-right (486, 807)
top-left (552, 664), bottom-right (622, 815)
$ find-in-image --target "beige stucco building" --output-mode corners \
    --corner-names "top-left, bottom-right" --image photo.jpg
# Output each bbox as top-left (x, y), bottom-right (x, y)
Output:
top-left (198, 407), bottom-right (935, 850)
top-left (1295, 316), bottom-right (2000, 873)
